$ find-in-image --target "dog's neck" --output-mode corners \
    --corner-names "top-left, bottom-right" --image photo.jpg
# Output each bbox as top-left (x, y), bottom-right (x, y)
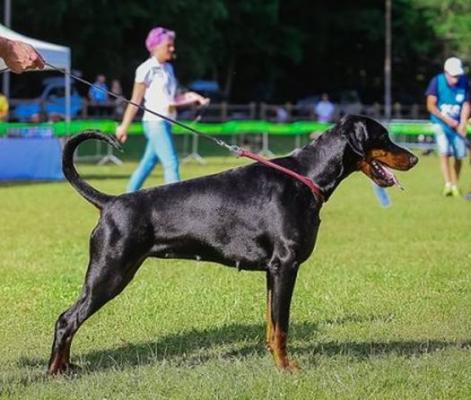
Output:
top-left (293, 131), bottom-right (359, 201)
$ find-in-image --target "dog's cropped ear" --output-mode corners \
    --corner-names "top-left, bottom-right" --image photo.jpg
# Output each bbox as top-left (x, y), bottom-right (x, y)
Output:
top-left (338, 115), bottom-right (368, 158)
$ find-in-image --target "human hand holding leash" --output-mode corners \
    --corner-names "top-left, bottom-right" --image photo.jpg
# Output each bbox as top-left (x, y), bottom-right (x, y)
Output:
top-left (0, 37), bottom-right (45, 73)
top-left (174, 91), bottom-right (209, 107)
top-left (457, 122), bottom-right (467, 136)
top-left (199, 96), bottom-right (210, 107)
top-left (446, 117), bottom-right (459, 130)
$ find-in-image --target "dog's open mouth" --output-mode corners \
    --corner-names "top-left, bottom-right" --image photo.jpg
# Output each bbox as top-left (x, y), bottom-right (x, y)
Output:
top-left (369, 159), bottom-right (402, 188)
top-left (359, 159), bottom-right (402, 188)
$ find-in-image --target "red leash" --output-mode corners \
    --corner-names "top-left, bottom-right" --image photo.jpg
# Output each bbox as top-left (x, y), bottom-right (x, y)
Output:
top-left (238, 149), bottom-right (325, 203)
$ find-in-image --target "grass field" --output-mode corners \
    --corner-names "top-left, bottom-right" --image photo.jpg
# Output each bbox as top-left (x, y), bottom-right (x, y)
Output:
top-left (1, 152), bottom-right (471, 399)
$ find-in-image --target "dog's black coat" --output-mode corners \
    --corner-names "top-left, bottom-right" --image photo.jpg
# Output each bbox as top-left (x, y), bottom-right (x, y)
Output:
top-left (48, 115), bottom-right (417, 373)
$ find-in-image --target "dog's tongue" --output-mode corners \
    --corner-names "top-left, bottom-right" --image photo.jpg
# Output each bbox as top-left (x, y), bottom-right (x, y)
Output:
top-left (382, 164), bottom-right (404, 190)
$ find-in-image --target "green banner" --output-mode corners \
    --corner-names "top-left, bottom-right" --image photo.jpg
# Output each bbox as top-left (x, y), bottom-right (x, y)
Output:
top-left (0, 119), bottom-right (468, 137)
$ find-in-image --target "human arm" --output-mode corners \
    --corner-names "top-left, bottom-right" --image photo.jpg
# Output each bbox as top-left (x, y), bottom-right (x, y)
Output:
top-left (0, 37), bottom-right (44, 73)
top-left (426, 95), bottom-right (459, 129)
top-left (115, 82), bottom-right (146, 143)
top-left (173, 91), bottom-right (209, 108)
top-left (457, 101), bottom-right (470, 137)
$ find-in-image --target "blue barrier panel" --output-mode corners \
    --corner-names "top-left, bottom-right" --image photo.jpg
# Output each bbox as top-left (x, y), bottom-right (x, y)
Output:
top-left (0, 137), bottom-right (64, 181)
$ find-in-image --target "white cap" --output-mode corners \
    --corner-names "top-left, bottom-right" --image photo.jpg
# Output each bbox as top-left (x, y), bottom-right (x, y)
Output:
top-left (444, 57), bottom-right (464, 76)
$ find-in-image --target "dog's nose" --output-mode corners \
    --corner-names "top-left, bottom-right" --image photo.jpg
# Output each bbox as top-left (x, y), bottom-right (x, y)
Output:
top-left (409, 154), bottom-right (419, 167)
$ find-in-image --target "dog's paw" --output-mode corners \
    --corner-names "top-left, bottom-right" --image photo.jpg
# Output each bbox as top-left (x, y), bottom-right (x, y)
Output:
top-left (48, 362), bottom-right (81, 376)
top-left (284, 360), bottom-right (301, 373)
top-left (275, 356), bottom-right (301, 372)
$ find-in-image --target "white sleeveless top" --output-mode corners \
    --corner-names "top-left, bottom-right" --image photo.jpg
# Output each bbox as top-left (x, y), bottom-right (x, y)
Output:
top-left (135, 57), bottom-right (177, 121)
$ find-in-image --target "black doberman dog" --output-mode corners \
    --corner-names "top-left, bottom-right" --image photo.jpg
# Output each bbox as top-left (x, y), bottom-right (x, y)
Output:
top-left (48, 115), bottom-right (417, 374)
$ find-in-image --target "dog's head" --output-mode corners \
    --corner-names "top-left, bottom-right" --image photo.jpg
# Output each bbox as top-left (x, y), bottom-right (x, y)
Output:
top-left (338, 115), bottom-right (418, 187)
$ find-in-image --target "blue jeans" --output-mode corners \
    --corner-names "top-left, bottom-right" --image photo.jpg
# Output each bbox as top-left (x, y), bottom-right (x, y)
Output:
top-left (127, 120), bottom-right (180, 192)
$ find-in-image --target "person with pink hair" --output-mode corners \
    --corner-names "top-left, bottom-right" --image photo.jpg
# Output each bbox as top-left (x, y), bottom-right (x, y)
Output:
top-left (116, 27), bottom-right (208, 191)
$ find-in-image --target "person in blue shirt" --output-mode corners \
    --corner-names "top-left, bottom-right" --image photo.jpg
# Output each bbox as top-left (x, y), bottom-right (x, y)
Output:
top-left (88, 74), bottom-right (109, 103)
top-left (425, 57), bottom-right (470, 197)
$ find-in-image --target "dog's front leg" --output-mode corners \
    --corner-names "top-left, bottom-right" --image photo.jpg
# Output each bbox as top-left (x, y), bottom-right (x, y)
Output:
top-left (265, 262), bottom-right (300, 371)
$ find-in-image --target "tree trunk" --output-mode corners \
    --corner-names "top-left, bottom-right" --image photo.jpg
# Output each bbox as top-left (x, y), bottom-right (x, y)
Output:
top-left (223, 53), bottom-right (236, 99)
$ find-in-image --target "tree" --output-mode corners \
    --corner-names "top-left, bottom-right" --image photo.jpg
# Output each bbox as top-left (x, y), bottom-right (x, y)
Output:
top-left (5, 0), bottom-right (465, 104)
top-left (211, 0), bottom-right (303, 100)
top-left (11, 0), bottom-right (226, 94)
top-left (412, 0), bottom-right (471, 64)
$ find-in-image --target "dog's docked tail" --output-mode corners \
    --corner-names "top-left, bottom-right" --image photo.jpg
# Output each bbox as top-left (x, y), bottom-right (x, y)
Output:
top-left (63, 130), bottom-right (122, 209)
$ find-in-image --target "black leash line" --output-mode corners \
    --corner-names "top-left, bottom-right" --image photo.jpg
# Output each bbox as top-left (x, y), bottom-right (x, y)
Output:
top-left (41, 62), bottom-right (242, 155)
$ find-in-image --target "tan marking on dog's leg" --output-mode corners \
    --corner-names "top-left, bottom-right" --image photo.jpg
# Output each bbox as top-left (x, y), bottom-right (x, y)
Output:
top-left (272, 325), bottom-right (299, 372)
top-left (266, 289), bottom-right (274, 352)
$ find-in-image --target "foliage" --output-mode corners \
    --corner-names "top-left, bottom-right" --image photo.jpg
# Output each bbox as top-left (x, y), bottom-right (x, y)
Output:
top-left (5, 0), bottom-right (471, 103)
top-left (213, 0), bottom-right (303, 100)
top-left (412, 0), bottom-right (471, 65)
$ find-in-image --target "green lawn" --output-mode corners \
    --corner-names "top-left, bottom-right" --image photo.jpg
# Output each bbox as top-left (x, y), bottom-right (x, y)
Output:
top-left (1, 153), bottom-right (471, 399)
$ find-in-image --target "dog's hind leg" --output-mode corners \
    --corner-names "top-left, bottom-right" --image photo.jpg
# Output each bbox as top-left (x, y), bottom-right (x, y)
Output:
top-left (265, 259), bottom-right (300, 371)
top-left (47, 244), bottom-right (144, 375)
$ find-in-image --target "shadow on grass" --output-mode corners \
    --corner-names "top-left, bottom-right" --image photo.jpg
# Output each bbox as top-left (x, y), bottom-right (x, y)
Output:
top-left (16, 319), bottom-right (471, 380)
top-left (0, 175), bottom-right (127, 189)
top-left (84, 322), bottom-right (275, 369)
top-left (294, 339), bottom-right (471, 360)
top-left (0, 180), bottom-right (64, 188)
top-left (79, 174), bottom-right (133, 180)
top-left (16, 321), bottom-right (316, 379)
